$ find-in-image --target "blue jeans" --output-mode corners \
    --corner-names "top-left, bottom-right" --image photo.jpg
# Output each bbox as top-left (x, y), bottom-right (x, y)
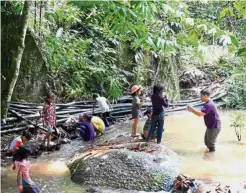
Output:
top-left (147, 112), bottom-right (165, 144)
top-left (76, 126), bottom-right (86, 137)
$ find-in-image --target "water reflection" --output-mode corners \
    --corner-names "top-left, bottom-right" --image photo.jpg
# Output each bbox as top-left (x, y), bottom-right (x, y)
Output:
top-left (163, 110), bottom-right (246, 187)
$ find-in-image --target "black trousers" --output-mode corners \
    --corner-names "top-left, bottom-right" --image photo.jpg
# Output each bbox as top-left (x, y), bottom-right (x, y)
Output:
top-left (102, 112), bottom-right (115, 127)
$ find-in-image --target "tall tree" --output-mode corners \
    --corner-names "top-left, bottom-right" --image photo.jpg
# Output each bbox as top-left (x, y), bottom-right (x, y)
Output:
top-left (1, 1), bottom-right (31, 119)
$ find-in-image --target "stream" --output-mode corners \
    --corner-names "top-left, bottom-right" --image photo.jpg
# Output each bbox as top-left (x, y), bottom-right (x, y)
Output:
top-left (1, 110), bottom-right (246, 193)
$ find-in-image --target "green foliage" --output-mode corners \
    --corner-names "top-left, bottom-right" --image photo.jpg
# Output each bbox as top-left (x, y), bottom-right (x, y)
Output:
top-left (43, 0), bottom-right (242, 102)
top-left (230, 113), bottom-right (246, 142)
top-left (1, 1), bottom-right (24, 15)
top-left (44, 2), bottom-right (132, 100)
top-left (218, 2), bottom-right (246, 110)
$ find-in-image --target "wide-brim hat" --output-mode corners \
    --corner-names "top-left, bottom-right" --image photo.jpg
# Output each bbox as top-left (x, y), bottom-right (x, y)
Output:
top-left (131, 85), bottom-right (142, 94)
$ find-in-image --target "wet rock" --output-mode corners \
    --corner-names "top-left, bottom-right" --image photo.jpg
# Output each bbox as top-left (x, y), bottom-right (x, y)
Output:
top-left (85, 187), bottom-right (102, 193)
top-left (180, 67), bottom-right (207, 89)
top-left (68, 143), bottom-right (180, 192)
top-left (172, 174), bottom-right (203, 193)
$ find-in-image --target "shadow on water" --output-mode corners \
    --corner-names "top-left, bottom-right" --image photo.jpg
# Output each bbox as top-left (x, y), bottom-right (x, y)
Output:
top-left (1, 110), bottom-right (246, 192)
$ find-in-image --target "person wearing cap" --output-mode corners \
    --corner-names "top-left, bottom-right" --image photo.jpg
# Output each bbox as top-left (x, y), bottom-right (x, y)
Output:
top-left (141, 108), bottom-right (157, 140)
top-left (92, 93), bottom-right (115, 127)
top-left (187, 89), bottom-right (221, 152)
top-left (41, 92), bottom-right (57, 149)
top-left (131, 85), bottom-right (143, 137)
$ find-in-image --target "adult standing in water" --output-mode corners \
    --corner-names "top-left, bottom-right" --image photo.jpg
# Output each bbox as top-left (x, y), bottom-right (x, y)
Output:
top-left (147, 85), bottom-right (169, 144)
top-left (187, 89), bottom-right (221, 152)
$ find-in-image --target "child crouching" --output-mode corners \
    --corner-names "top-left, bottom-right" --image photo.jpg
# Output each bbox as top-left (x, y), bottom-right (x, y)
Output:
top-left (141, 109), bottom-right (157, 140)
top-left (76, 113), bottom-right (95, 142)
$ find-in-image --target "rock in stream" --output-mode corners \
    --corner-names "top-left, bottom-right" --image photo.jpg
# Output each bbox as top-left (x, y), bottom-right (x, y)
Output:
top-left (68, 141), bottom-right (180, 192)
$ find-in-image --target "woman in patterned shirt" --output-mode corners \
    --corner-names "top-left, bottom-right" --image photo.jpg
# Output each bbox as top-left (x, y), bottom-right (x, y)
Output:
top-left (42, 92), bottom-right (56, 149)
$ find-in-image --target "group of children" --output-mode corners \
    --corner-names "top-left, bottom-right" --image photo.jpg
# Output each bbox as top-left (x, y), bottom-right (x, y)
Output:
top-left (9, 84), bottom-right (221, 192)
top-left (8, 91), bottom-right (111, 192)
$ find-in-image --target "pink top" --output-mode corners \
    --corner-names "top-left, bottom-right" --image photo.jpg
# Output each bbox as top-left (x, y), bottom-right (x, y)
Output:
top-left (15, 160), bottom-right (34, 185)
top-left (42, 102), bottom-right (56, 127)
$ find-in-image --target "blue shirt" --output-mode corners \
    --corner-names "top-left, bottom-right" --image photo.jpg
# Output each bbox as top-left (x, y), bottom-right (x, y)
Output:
top-left (76, 122), bottom-right (95, 141)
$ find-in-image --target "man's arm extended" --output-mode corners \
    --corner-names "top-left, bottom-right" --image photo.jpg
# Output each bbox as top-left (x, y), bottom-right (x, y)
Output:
top-left (187, 105), bottom-right (206, 117)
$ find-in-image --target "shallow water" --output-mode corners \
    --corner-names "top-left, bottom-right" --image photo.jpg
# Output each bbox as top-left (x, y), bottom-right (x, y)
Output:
top-left (1, 110), bottom-right (246, 192)
top-left (163, 110), bottom-right (246, 191)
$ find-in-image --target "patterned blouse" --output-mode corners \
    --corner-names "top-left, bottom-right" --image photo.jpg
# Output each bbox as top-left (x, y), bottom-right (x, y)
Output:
top-left (42, 102), bottom-right (56, 127)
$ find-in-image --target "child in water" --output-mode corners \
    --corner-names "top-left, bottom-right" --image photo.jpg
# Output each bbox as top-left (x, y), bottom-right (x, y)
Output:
top-left (15, 146), bottom-right (40, 193)
top-left (131, 85), bottom-right (143, 137)
top-left (76, 113), bottom-right (95, 142)
top-left (9, 131), bottom-right (32, 170)
top-left (42, 92), bottom-right (57, 149)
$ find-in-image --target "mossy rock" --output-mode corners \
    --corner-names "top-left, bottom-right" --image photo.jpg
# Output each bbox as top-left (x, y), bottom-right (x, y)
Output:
top-left (68, 144), bottom-right (180, 192)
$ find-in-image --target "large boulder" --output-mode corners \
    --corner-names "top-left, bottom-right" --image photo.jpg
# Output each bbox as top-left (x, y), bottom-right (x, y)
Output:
top-left (68, 143), bottom-right (180, 192)
top-left (179, 68), bottom-right (207, 89)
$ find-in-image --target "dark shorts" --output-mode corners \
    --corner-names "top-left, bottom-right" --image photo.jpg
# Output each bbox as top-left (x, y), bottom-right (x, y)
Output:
top-left (132, 111), bottom-right (143, 119)
top-left (204, 128), bottom-right (221, 151)
top-left (22, 184), bottom-right (40, 193)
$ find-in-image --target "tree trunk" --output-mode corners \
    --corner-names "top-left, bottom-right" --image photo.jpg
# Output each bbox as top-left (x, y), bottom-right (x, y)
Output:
top-left (150, 53), bottom-right (160, 88)
top-left (1, 1), bottom-right (31, 119)
top-left (168, 55), bottom-right (180, 100)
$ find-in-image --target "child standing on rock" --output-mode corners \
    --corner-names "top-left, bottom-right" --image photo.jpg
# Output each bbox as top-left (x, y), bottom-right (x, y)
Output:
top-left (15, 146), bottom-right (40, 193)
top-left (42, 92), bottom-right (57, 149)
top-left (147, 85), bottom-right (168, 144)
top-left (131, 85), bottom-right (143, 137)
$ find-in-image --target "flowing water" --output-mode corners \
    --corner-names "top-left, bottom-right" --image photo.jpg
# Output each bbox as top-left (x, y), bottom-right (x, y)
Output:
top-left (1, 110), bottom-right (246, 193)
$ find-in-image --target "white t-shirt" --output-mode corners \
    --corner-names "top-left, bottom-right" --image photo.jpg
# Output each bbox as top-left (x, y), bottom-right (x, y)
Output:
top-left (96, 97), bottom-right (109, 113)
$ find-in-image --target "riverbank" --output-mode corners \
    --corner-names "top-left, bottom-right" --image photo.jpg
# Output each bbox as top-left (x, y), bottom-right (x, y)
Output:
top-left (1, 110), bottom-right (246, 192)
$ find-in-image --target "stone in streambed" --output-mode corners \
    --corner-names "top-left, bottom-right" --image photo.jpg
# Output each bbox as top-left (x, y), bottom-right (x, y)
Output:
top-left (68, 143), bottom-right (180, 192)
